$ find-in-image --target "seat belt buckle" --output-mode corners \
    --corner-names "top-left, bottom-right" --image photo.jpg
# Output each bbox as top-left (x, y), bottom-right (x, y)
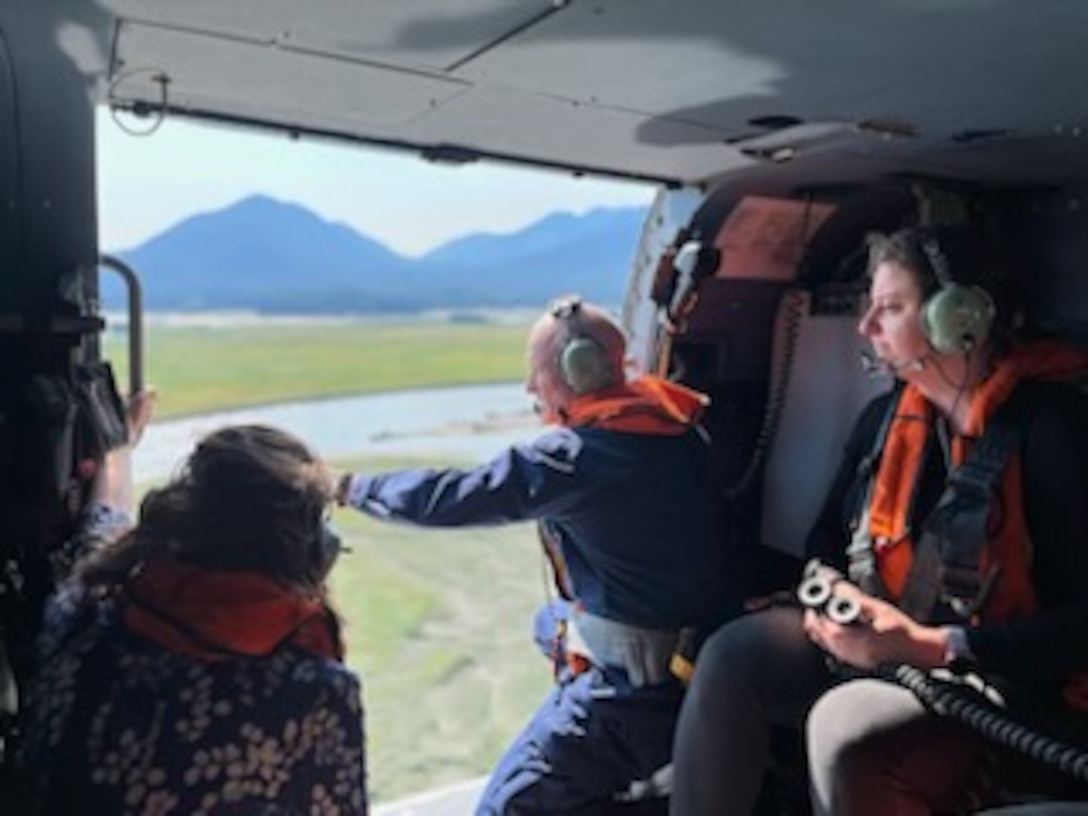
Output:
top-left (943, 564), bottom-right (1001, 621)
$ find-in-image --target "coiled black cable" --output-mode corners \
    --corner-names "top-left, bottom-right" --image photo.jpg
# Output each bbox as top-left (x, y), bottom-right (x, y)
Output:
top-left (798, 561), bottom-right (1088, 783)
top-left (798, 560), bottom-right (1088, 783)
top-left (724, 288), bottom-right (806, 500)
top-left (889, 663), bottom-right (1088, 784)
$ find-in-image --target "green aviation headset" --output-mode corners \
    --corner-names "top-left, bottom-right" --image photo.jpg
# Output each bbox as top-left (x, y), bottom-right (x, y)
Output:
top-left (918, 232), bottom-right (996, 354)
top-left (549, 296), bottom-right (617, 395)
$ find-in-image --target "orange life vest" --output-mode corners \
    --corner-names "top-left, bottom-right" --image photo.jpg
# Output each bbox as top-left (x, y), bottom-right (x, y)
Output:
top-left (539, 375), bottom-right (710, 603)
top-left (867, 341), bottom-right (1088, 708)
top-left (562, 374), bottom-right (709, 434)
top-left (122, 557), bottom-right (344, 662)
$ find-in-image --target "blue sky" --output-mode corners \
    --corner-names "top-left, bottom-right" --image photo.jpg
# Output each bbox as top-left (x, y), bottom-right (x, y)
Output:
top-left (96, 109), bottom-right (655, 258)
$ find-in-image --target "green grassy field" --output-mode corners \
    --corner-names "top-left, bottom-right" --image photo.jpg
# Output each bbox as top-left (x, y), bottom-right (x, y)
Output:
top-left (122, 320), bottom-right (552, 804)
top-left (104, 320), bottom-right (530, 418)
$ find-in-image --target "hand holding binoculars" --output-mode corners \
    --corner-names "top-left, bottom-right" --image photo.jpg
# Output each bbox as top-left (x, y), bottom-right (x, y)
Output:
top-left (796, 559), bottom-right (864, 626)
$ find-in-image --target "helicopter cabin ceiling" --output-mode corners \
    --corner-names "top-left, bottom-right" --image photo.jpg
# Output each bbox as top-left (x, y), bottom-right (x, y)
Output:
top-left (47, 0), bottom-right (1088, 190)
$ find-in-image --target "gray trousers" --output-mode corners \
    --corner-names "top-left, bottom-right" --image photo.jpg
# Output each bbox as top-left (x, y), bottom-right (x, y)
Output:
top-left (808, 677), bottom-right (991, 815)
top-left (668, 606), bottom-right (1065, 816)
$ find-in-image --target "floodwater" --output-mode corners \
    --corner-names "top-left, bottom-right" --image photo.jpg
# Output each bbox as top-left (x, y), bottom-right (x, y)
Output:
top-left (134, 382), bottom-right (538, 482)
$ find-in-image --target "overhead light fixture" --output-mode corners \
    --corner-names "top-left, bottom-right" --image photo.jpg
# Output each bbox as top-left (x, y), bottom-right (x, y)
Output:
top-left (853, 118), bottom-right (916, 139)
top-left (741, 146), bottom-right (797, 163)
top-left (747, 115), bottom-right (804, 130)
top-left (419, 144), bottom-right (480, 165)
top-left (950, 129), bottom-right (1013, 144)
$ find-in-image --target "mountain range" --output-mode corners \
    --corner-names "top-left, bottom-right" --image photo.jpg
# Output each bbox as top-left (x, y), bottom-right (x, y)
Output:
top-left (104, 195), bottom-right (647, 313)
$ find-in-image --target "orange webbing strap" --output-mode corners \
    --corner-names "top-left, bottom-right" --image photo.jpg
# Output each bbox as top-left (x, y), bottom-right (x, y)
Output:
top-left (549, 618), bottom-right (592, 681)
top-left (669, 628), bottom-right (702, 685)
top-left (537, 522), bottom-right (574, 601)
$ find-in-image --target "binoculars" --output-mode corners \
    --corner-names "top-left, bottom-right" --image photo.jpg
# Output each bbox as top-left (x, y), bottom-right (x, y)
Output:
top-left (796, 559), bottom-right (863, 625)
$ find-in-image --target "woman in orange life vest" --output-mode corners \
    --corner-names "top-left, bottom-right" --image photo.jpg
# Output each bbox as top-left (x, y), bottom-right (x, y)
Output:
top-left (20, 404), bottom-right (365, 816)
top-left (670, 225), bottom-right (1088, 816)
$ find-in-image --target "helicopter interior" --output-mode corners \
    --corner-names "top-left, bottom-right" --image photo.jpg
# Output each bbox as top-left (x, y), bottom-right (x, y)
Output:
top-left (4, 2), bottom-right (1088, 813)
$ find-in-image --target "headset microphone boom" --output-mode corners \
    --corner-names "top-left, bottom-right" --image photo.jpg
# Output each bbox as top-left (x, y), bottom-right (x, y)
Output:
top-left (859, 350), bottom-right (927, 376)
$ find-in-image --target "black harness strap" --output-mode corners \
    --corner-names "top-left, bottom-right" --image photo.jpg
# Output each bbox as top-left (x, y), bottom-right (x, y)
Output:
top-left (846, 390), bottom-right (901, 598)
top-left (899, 385), bottom-right (1037, 623)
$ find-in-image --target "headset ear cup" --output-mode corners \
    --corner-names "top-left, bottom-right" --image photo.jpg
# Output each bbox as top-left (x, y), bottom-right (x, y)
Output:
top-left (559, 337), bottom-right (612, 395)
top-left (309, 523), bottom-right (342, 583)
top-left (921, 283), bottom-right (995, 354)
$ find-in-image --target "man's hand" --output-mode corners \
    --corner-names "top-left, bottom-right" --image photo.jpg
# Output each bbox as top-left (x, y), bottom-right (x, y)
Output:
top-left (802, 582), bottom-right (948, 670)
top-left (333, 471), bottom-right (355, 507)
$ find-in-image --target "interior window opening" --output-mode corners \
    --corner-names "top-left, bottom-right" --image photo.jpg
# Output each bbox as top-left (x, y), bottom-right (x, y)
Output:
top-left (92, 112), bottom-right (657, 808)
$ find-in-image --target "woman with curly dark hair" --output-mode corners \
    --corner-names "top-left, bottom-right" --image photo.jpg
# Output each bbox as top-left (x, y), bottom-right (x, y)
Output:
top-left (22, 407), bottom-right (365, 816)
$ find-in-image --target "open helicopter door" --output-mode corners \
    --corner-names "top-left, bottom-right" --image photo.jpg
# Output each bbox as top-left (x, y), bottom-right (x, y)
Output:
top-left (0, 8), bottom-right (134, 779)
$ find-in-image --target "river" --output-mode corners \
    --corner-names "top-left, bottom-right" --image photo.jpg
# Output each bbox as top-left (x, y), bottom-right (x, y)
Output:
top-left (134, 382), bottom-right (537, 482)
